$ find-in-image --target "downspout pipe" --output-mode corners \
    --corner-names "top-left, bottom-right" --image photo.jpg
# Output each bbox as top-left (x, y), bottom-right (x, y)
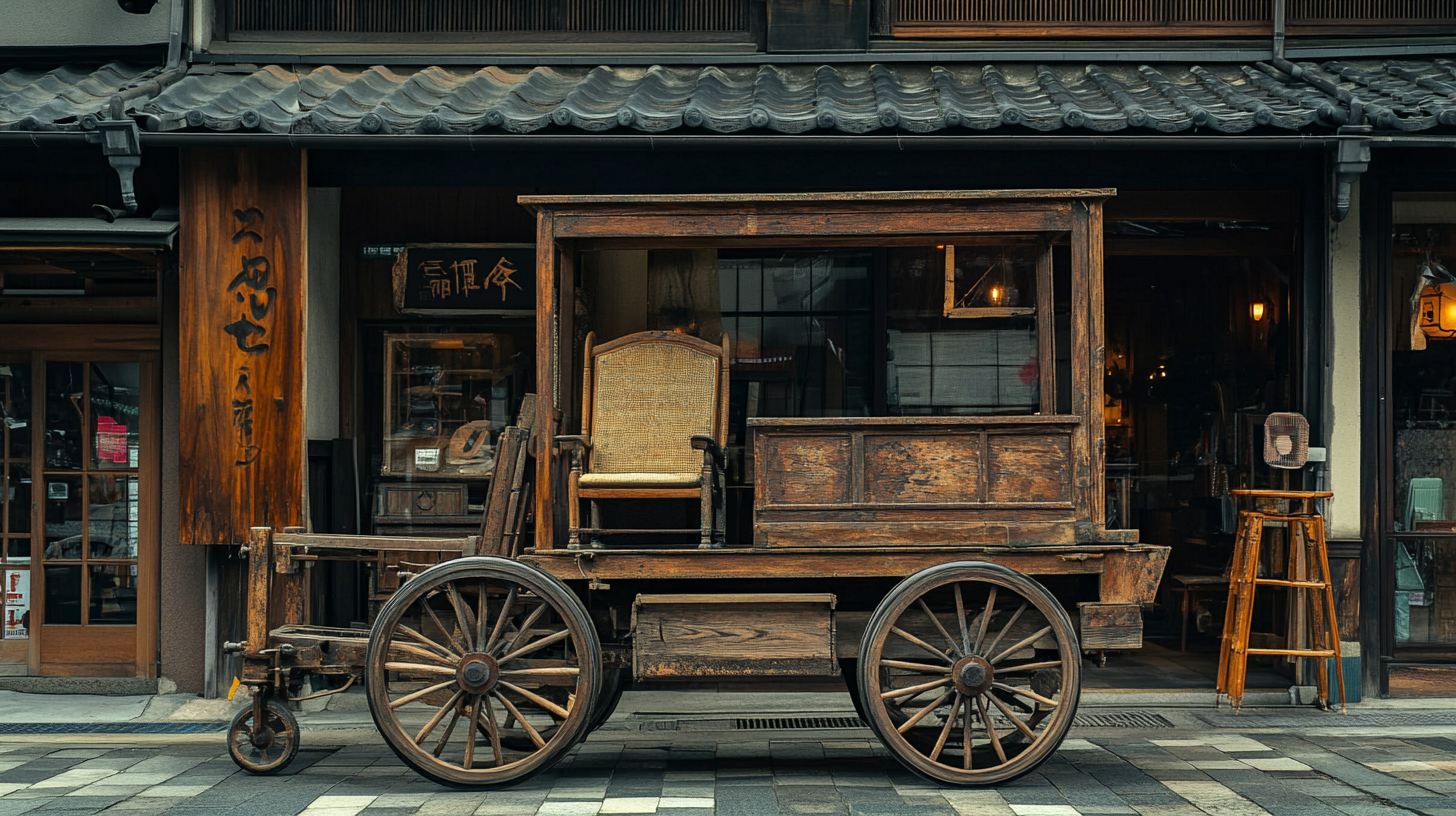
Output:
top-left (1273, 0), bottom-right (1287, 61)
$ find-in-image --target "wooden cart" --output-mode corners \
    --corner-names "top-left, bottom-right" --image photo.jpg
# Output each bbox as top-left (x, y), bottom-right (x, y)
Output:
top-left (226, 190), bottom-right (1170, 789)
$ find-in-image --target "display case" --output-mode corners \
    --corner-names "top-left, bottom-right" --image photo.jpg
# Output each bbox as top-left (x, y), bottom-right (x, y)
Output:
top-left (381, 332), bottom-right (515, 480)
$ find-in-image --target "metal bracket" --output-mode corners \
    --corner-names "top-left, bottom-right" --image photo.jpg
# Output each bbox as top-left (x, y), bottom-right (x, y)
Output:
top-left (83, 95), bottom-right (142, 220)
top-left (1332, 125), bottom-right (1371, 223)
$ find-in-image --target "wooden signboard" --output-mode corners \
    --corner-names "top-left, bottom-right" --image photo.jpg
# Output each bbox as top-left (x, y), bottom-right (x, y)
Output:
top-left (179, 148), bottom-right (306, 545)
top-left (391, 244), bottom-right (534, 315)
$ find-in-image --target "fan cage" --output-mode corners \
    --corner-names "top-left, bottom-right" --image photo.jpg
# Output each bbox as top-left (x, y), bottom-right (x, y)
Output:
top-left (1263, 412), bottom-right (1310, 470)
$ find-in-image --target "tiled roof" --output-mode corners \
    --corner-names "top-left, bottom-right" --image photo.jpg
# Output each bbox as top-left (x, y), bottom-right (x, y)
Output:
top-left (4, 58), bottom-right (1456, 136)
top-left (0, 62), bottom-right (163, 131)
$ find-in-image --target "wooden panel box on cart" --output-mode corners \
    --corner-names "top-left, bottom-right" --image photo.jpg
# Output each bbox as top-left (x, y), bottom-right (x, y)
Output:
top-left (225, 190), bottom-right (1169, 791)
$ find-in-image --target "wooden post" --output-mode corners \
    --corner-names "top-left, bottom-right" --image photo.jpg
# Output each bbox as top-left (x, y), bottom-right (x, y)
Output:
top-left (1069, 202), bottom-right (1093, 522)
top-left (179, 148), bottom-right (307, 545)
top-left (535, 212), bottom-right (557, 551)
top-left (1085, 200), bottom-right (1107, 531)
top-left (246, 527), bottom-right (271, 652)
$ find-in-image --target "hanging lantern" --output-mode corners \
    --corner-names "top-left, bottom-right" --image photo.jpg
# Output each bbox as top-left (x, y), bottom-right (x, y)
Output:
top-left (1249, 301), bottom-right (1267, 322)
top-left (1419, 281), bottom-right (1456, 339)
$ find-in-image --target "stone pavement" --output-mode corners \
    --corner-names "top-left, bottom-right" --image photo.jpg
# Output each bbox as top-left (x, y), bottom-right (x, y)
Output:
top-left (0, 692), bottom-right (1454, 816)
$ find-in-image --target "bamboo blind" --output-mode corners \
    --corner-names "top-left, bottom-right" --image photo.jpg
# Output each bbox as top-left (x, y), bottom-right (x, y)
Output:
top-left (232, 0), bottom-right (750, 33)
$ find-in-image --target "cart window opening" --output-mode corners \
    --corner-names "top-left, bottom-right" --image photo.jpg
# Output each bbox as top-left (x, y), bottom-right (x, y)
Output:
top-left (579, 248), bottom-right (873, 424)
top-left (886, 242), bottom-right (1049, 417)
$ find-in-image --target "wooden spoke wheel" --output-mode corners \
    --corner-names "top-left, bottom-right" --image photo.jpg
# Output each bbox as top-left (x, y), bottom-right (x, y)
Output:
top-left (858, 561), bottom-right (1081, 786)
top-left (228, 695), bottom-right (300, 775)
top-left (587, 668), bottom-right (628, 734)
top-left (366, 557), bottom-right (601, 788)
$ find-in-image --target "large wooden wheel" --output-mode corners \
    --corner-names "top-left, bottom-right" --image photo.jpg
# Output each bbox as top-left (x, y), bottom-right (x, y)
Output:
top-left (366, 557), bottom-right (601, 788)
top-left (858, 561), bottom-right (1081, 786)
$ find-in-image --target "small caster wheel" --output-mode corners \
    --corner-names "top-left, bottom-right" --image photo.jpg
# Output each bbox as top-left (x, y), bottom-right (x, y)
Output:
top-left (228, 696), bottom-right (301, 774)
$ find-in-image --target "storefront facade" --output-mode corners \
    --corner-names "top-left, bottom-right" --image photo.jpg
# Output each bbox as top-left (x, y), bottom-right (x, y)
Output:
top-left (3, 0), bottom-right (1456, 698)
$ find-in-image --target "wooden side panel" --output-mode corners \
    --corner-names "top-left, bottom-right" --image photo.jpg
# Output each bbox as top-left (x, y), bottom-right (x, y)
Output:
top-left (1077, 603), bottom-right (1143, 650)
top-left (863, 434), bottom-right (981, 504)
top-left (179, 148), bottom-right (306, 545)
top-left (1101, 546), bottom-right (1171, 605)
top-left (632, 596), bottom-right (836, 678)
top-left (986, 434), bottom-right (1072, 503)
top-left (756, 520), bottom-right (1077, 548)
top-left (758, 435), bottom-right (852, 505)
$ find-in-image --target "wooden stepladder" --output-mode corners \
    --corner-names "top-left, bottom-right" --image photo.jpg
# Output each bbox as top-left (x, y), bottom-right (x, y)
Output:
top-left (1217, 489), bottom-right (1347, 713)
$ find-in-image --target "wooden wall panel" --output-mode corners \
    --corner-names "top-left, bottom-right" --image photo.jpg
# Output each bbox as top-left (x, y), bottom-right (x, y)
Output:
top-left (987, 434), bottom-right (1072, 504)
top-left (1387, 664), bottom-right (1456, 698)
top-left (179, 148), bottom-right (307, 545)
top-left (863, 434), bottom-right (980, 504)
top-left (759, 435), bottom-right (852, 505)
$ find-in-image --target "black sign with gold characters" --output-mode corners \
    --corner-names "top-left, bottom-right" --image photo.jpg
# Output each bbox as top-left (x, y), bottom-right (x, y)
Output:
top-left (391, 243), bottom-right (534, 315)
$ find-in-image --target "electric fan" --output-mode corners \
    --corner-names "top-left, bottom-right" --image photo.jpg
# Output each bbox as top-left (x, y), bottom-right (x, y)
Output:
top-left (1263, 412), bottom-right (1310, 469)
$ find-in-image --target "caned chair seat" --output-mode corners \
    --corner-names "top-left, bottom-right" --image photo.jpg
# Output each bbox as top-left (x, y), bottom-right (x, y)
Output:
top-left (578, 472), bottom-right (702, 489)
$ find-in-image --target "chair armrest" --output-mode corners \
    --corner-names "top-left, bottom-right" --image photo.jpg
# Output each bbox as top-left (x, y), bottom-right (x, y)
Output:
top-left (555, 435), bottom-right (591, 452)
top-left (691, 435), bottom-right (726, 468)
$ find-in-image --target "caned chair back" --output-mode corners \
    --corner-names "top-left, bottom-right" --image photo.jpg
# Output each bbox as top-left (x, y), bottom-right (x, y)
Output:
top-left (584, 331), bottom-right (729, 476)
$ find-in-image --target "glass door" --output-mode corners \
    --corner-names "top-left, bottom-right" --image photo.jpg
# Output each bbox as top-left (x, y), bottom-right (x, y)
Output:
top-left (1388, 193), bottom-right (1456, 663)
top-left (36, 358), bottom-right (152, 675)
top-left (1, 360), bottom-right (34, 672)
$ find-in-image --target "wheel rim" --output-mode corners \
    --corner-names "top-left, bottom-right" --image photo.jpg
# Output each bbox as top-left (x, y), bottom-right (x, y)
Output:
top-left (860, 563), bottom-right (1080, 786)
top-left (230, 702), bottom-right (296, 772)
top-left (367, 560), bottom-right (598, 786)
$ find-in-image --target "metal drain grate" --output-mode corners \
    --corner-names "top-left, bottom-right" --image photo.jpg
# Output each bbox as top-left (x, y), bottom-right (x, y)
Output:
top-left (644, 716), bottom-right (866, 732)
top-left (737, 716), bottom-right (867, 730)
top-left (1197, 711), bottom-right (1456, 728)
top-left (0, 722), bottom-right (229, 735)
top-left (645, 712), bottom-right (1171, 732)
top-left (1072, 711), bottom-right (1175, 729)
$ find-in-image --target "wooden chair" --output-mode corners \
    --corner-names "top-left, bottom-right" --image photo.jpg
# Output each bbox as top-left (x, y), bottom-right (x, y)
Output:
top-left (556, 330), bottom-right (731, 550)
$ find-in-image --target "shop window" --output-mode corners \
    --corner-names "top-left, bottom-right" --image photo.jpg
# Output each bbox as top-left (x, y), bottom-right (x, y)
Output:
top-left (1391, 192), bottom-right (1456, 647)
top-left (363, 325), bottom-right (533, 539)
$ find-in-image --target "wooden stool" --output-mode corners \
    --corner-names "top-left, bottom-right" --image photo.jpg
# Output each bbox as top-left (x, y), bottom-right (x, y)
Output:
top-left (1217, 489), bottom-right (1346, 713)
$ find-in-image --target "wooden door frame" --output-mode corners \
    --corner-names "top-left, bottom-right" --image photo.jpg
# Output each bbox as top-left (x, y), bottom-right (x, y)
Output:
top-left (0, 326), bottom-right (160, 678)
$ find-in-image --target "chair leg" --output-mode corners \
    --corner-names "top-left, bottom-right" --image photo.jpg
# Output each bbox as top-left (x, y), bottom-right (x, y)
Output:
top-left (1228, 513), bottom-right (1263, 712)
top-left (714, 471), bottom-right (727, 546)
top-left (588, 501), bottom-right (603, 550)
top-left (567, 472), bottom-right (581, 550)
top-left (1312, 516), bottom-right (1347, 713)
top-left (698, 477), bottom-right (715, 550)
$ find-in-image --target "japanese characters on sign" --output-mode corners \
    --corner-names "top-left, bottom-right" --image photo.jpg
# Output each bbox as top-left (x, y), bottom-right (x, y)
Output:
top-left (226, 206), bottom-right (278, 467)
top-left (391, 245), bottom-right (534, 315)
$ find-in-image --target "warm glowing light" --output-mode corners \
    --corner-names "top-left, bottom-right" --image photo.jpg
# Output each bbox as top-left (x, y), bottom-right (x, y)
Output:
top-left (936, 245), bottom-right (945, 250)
top-left (990, 286), bottom-right (1002, 305)
top-left (1250, 301), bottom-right (1266, 322)
top-left (1420, 282), bottom-right (1456, 339)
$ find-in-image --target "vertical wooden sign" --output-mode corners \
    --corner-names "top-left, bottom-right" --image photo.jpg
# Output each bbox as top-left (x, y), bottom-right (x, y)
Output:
top-left (179, 148), bottom-right (307, 545)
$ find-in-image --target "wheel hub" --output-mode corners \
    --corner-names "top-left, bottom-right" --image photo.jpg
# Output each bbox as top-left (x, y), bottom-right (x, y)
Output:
top-left (953, 655), bottom-right (994, 696)
top-left (249, 725), bottom-right (275, 749)
top-left (457, 653), bottom-right (499, 694)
